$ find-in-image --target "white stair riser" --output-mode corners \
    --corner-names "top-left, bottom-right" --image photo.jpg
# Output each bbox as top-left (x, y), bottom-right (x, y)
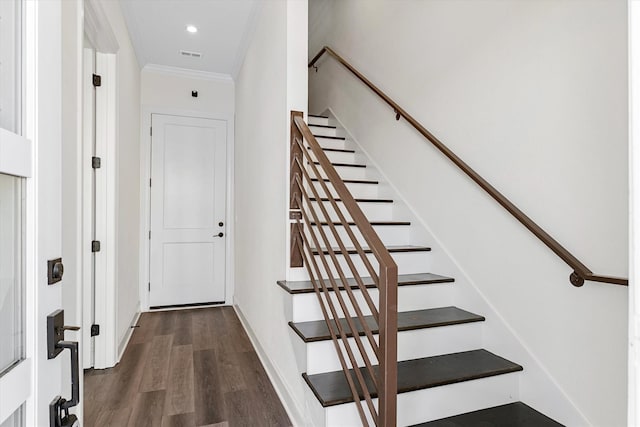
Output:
top-left (309, 125), bottom-right (338, 137)
top-left (312, 225), bottom-right (411, 247)
top-left (321, 182), bottom-right (380, 199)
top-left (305, 323), bottom-right (484, 374)
top-left (307, 148), bottom-right (356, 164)
top-left (291, 283), bottom-right (452, 323)
top-left (307, 201), bottom-right (393, 221)
top-left (315, 137), bottom-right (349, 150)
top-left (315, 165), bottom-right (369, 181)
top-left (308, 116), bottom-right (330, 126)
top-left (306, 250), bottom-right (432, 280)
top-left (324, 372), bottom-right (521, 427)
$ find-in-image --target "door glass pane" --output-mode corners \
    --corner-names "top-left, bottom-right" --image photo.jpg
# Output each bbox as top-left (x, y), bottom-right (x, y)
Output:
top-left (0, 174), bottom-right (24, 374)
top-left (0, 406), bottom-right (23, 427)
top-left (0, 0), bottom-right (21, 133)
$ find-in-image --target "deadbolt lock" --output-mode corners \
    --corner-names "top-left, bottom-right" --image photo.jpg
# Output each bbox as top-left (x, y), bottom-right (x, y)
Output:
top-left (48, 258), bottom-right (64, 285)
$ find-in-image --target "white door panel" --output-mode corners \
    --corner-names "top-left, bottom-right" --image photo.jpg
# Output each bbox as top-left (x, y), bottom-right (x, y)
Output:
top-left (0, 2), bottom-right (32, 425)
top-left (150, 115), bottom-right (227, 307)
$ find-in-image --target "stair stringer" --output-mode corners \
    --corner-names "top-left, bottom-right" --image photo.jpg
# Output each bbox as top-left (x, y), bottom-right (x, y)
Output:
top-left (317, 107), bottom-right (591, 426)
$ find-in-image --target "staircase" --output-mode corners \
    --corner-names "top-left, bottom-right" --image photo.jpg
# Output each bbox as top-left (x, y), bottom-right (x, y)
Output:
top-left (277, 113), bottom-right (564, 426)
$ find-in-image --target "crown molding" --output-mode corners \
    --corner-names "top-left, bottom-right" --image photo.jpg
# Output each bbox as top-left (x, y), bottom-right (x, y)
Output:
top-left (142, 64), bottom-right (234, 83)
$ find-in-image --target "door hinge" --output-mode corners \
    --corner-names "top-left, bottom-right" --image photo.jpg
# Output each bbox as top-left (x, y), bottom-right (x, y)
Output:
top-left (150, 127), bottom-right (152, 136)
top-left (91, 240), bottom-right (101, 253)
top-left (149, 178), bottom-right (152, 187)
top-left (92, 156), bottom-right (101, 169)
top-left (92, 73), bottom-right (102, 87)
top-left (148, 230), bottom-right (151, 239)
top-left (148, 282), bottom-right (151, 292)
top-left (90, 324), bottom-right (100, 337)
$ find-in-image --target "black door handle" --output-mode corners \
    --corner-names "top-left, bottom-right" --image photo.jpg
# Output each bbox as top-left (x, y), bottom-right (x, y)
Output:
top-left (214, 232), bottom-right (224, 238)
top-left (47, 310), bottom-right (81, 427)
top-left (58, 340), bottom-right (80, 410)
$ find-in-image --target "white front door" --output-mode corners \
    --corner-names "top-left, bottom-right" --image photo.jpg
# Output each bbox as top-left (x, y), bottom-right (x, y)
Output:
top-left (149, 114), bottom-right (227, 308)
top-left (1, 1), bottom-right (70, 426)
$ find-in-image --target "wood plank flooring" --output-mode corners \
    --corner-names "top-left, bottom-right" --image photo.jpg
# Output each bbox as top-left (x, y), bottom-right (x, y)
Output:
top-left (84, 307), bottom-right (291, 427)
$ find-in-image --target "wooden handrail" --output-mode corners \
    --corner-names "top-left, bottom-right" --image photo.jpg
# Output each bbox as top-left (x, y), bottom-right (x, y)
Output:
top-left (290, 111), bottom-right (398, 426)
top-left (309, 46), bottom-right (628, 288)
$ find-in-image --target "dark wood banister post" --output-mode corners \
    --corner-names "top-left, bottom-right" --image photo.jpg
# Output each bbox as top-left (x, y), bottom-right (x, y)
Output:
top-left (378, 263), bottom-right (398, 426)
top-left (294, 114), bottom-right (399, 425)
top-left (290, 110), bottom-right (304, 267)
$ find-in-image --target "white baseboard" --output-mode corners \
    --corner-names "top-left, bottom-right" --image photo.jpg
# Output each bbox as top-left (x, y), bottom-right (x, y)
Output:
top-left (117, 308), bottom-right (141, 362)
top-left (233, 304), bottom-right (307, 427)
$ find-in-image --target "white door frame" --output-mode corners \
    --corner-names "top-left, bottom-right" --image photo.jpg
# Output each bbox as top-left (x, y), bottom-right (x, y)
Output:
top-left (139, 107), bottom-right (235, 311)
top-left (16, 0), bottom-right (67, 424)
top-left (80, 45), bottom-right (95, 370)
top-left (629, 0), bottom-right (639, 424)
top-left (81, 0), bottom-right (119, 369)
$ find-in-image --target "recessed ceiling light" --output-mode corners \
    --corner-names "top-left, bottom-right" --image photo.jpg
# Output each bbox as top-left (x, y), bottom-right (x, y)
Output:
top-left (186, 25), bottom-right (198, 33)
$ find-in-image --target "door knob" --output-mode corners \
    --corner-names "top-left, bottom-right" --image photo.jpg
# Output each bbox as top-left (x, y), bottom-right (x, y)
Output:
top-left (214, 232), bottom-right (224, 238)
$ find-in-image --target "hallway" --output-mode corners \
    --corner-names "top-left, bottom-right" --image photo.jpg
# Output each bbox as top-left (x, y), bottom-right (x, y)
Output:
top-left (84, 307), bottom-right (291, 427)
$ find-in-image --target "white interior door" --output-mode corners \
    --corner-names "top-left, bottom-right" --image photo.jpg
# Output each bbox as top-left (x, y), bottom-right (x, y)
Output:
top-left (149, 114), bottom-right (227, 308)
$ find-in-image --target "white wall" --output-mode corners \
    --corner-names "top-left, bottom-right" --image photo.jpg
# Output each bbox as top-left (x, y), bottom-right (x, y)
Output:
top-left (234, 0), bottom-right (308, 424)
top-left (310, 1), bottom-right (628, 425)
top-left (99, 0), bottom-right (142, 352)
top-left (141, 68), bottom-right (234, 115)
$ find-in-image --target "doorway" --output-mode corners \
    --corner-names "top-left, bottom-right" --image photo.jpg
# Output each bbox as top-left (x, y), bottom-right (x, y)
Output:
top-left (148, 114), bottom-right (228, 308)
top-left (80, 14), bottom-right (119, 371)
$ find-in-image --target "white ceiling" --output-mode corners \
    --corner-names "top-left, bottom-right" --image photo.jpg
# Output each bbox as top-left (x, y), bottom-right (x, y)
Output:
top-left (119, 0), bottom-right (259, 78)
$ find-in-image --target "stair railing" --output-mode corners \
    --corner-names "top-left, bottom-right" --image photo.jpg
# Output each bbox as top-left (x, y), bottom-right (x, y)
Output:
top-left (290, 111), bottom-right (398, 426)
top-left (309, 46), bottom-right (628, 288)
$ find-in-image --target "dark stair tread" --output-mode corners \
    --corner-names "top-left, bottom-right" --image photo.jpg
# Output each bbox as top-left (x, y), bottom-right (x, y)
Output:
top-left (312, 161), bottom-right (366, 168)
top-left (308, 124), bottom-right (337, 129)
top-left (311, 245), bottom-right (431, 255)
top-left (307, 146), bottom-right (355, 153)
top-left (277, 272), bottom-right (454, 294)
top-left (290, 307), bottom-right (485, 343)
top-left (311, 221), bottom-right (411, 226)
top-left (303, 349), bottom-right (523, 407)
top-left (309, 114), bottom-right (329, 119)
top-left (309, 197), bottom-right (393, 203)
top-left (314, 135), bottom-right (346, 140)
top-left (411, 402), bottom-right (564, 427)
top-left (311, 178), bottom-right (379, 185)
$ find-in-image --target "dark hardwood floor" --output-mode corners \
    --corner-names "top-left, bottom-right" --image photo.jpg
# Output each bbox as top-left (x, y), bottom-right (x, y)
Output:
top-left (84, 307), bottom-right (292, 427)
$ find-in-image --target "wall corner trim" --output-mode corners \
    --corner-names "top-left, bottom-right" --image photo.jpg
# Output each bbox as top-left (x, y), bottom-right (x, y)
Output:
top-left (84, 0), bottom-right (120, 54)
